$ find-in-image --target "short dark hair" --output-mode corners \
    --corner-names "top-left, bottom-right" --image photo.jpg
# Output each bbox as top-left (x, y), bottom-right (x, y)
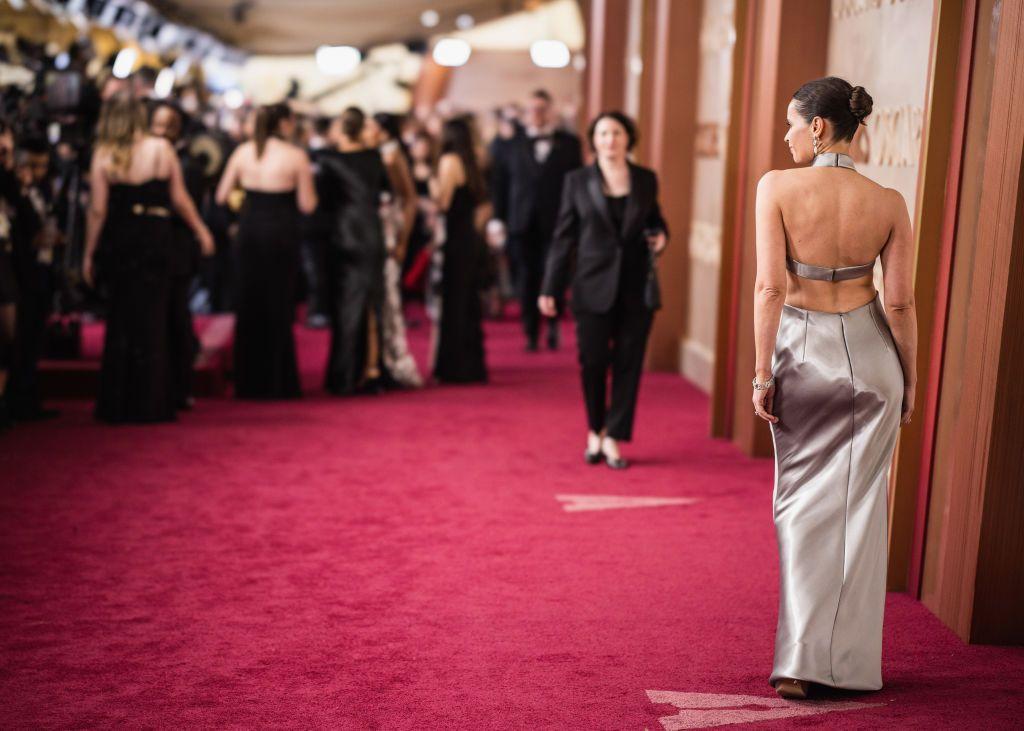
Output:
top-left (587, 111), bottom-right (638, 152)
top-left (792, 76), bottom-right (873, 142)
top-left (149, 99), bottom-right (186, 124)
top-left (531, 89), bottom-right (552, 104)
top-left (313, 116), bottom-right (332, 136)
top-left (340, 106), bottom-right (365, 140)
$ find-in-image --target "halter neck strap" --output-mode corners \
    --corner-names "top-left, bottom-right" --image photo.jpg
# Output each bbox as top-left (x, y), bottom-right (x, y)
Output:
top-left (811, 152), bottom-right (856, 170)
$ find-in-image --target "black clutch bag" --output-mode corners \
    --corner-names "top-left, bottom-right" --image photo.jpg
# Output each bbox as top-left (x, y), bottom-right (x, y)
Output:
top-left (642, 224), bottom-right (663, 311)
top-left (644, 250), bottom-right (662, 311)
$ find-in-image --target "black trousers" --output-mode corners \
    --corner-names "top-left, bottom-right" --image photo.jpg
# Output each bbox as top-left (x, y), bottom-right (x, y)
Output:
top-left (513, 222), bottom-right (561, 345)
top-left (167, 273), bottom-right (198, 407)
top-left (574, 300), bottom-right (653, 441)
top-left (7, 263), bottom-right (50, 415)
top-left (301, 233), bottom-right (329, 317)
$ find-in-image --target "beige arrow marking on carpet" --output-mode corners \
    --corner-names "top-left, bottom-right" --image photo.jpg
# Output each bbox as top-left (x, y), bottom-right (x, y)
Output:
top-left (645, 690), bottom-right (885, 729)
top-left (555, 494), bottom-right (699, 512)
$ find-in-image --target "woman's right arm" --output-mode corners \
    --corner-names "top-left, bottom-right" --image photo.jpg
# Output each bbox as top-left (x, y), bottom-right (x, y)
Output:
top-left (538, 174), bottom-right (580, 315)
top-left (879, 188), bottom-right (918, 425)
top-left (430, 153), bottom-right (460, 212)
top-left (295, 149), bottom-right (318, 215)
top-left (82, 153), bottom-right (108, 286)
top-left (214, 146), bottom-right (243, 206)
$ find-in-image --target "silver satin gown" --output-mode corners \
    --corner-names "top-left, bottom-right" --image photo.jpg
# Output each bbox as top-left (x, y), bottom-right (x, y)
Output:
top-left (767, 152), bottom-right (904, 692)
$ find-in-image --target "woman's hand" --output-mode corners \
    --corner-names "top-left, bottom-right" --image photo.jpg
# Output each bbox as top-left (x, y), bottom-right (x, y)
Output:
top-left (752, 382), bottom-right (778, 424)
top-left (647, 231), bottom-right (667, 255)
top-left (537, 295), bottom-right (557, 318)
top-left (82, 255), bottom-right (95, 288)
top-left (196, 226), bottom-right (215, 257)
top-left (901, 384), bottom-right (915, 426)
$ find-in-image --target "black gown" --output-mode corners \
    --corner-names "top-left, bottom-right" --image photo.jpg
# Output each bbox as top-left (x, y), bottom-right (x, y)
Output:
top-left (318, 149), bottom-right (388, 395)
top-left (233, 189), bottom-right (301, 399)
top-left (95, 180), bottom-right (175, 423)
top-left (434, 184), bottom-right (487, 383)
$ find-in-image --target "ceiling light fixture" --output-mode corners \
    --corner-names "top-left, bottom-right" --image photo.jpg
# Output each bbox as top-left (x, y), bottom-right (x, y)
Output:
top-left (530, 40), bottom-right (570, 69)
top-left (432, 38), bottom-right (471, 67)
top-left (420, 9), bottom-right (440, 28)
top-left (112, 47), bottom-right (138, 79)
top-left (315, 45), bottom-right (362, 76)
top-left (154, 68), bottom-right (175, 98)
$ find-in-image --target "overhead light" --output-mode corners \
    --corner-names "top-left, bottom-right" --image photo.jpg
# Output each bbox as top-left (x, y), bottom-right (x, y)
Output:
top-left (433, 38), bottom-right (471, 67)
top-left (316, 45), bottom-right (361, 76)
top-left (223, 88), bottom-right (245, 110)
top-left (154, 68), bottom-right (175, 98)
top-left (455, 13), bottom-right (474, 30)
top-left (172, 56), bottom-right (192, 77)
top-left (157, 24), bottom-right (180, 48)
top-left (54, 52), bottom-right (70, 70)
top-left (7, 0), bottom-right (25, 10)
top-left (420, 9), bottom-right (440, 28)
top-left (112, 47), bottom-right (138, 79)
top-left (530, 40), bottom-right (570, 69)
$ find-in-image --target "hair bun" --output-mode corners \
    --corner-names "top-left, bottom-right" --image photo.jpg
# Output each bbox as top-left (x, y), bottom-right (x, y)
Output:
top-left (849, 85), bottom-right (873, 123)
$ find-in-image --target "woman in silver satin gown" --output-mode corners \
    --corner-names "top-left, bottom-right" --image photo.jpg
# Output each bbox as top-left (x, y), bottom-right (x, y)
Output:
top-left (751, 77), bottom-right (918, 699)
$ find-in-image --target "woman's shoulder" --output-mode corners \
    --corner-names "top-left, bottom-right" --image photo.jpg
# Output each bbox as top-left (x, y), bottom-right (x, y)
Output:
top-left (564, 165), bottom-right (590, 185)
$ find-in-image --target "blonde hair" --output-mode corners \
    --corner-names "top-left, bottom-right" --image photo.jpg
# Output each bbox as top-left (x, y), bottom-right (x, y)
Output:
top-left (96, 94), bottom-right (148, 175)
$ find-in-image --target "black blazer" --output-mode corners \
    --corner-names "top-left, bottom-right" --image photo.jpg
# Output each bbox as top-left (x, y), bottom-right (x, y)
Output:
top-left (491, 129), bottom-right (583, 240)
top-left (541, 163), bottom-right (667, 314)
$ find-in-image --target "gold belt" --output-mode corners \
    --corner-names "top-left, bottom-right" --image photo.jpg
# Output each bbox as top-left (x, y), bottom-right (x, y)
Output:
top-left (131, 204), bottom-right (172, 218)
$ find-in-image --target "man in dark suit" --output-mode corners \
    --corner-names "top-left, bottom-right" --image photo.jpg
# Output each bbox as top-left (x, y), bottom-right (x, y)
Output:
top-left (491, 89), bottom-right (582, 351)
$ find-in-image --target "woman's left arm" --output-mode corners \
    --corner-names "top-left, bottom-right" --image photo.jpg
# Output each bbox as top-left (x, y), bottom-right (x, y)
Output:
top-left (752, 170), bottom-right (788, 424)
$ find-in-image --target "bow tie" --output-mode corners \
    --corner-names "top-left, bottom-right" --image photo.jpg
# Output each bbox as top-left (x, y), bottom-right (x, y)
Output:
top-left (531, 134), bottom-right (553, 143)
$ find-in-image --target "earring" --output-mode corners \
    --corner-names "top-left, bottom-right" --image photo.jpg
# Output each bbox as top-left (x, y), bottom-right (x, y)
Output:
top-left (812, 132), bottom-right (820, 156)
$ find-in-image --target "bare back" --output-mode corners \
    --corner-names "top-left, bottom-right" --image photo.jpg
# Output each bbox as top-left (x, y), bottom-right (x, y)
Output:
top-left (216, 137), bottom-right (316, 214)
top-left (773, 165), bottom-right (899, 312)
top-left (100, 135), bottom-right (176, 185)
top-left (231, 138), bottom-right (305, 192)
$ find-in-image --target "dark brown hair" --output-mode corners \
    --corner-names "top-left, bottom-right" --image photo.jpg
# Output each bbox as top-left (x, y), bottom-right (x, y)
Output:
top-left (254, 103), bottom-right (292, 159)
top-left (439, 117), bottom-right (484, 202)
top-left (586, 111), bottom-right (638, 152)
top-left (792, 76), bottom-right (873, 142)
top-left (340, 106), bottom-right (365, 141)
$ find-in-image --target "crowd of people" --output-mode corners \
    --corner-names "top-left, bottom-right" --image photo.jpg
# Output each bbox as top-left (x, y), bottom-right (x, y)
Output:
top-left (3, 53), bottom-right (672, 459)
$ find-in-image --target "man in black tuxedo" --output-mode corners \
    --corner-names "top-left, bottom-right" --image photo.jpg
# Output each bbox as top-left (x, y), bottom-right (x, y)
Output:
top-left (491, 89), bottom-right (582, 351)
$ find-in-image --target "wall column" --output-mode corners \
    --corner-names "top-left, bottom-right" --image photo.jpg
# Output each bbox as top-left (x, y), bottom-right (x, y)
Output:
top-left (641, 0), bottom-right (701, 371)
top-left (712, 0), bottom-right (830, 456)
top-left (584, 0), bottom-right (629, 123)
top-left (921, 0), bottom-right (1024, 644)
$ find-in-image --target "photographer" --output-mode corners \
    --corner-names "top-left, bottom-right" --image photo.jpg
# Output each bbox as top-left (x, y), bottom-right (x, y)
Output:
top-left (8, 138), bottom-right (61, 421)
top-left (0, 122), bottom-right (42, 429)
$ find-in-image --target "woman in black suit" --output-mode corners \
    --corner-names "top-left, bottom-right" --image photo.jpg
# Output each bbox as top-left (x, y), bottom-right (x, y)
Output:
top-left (539, 112), bottom-right (667, 469)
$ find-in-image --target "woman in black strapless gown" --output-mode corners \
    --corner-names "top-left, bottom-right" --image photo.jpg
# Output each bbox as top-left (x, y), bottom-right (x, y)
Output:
top-left (233, 189), bottom-right (301, 398)
top-left (432, 118), bottom-right (487, 384)
top-left (82, 96), bottom-right (213, 423)
top-left (215, 103), bottom-right (317, 399)
top-left (318, 108), bottom-right (390, 395)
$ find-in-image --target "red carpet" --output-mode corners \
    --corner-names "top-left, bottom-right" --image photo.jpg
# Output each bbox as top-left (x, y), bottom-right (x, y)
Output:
top-left (1, 310), bottom-right (1022, 729)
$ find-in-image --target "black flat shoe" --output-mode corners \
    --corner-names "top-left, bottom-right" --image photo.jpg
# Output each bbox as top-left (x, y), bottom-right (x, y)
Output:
top-left (604, 455), bottom-right (629, 470)
top-left (584, 449), bottom-right (601, 465)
